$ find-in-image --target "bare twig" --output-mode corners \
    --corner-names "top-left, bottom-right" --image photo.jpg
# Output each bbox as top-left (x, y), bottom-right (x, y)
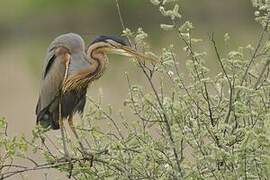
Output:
top-left (210, 34), bottom-right (234, 124)
top-left (254, 59), bottom-right (270, 89)
top-left (239, 20), bottom-right (269, 87)
top-left (87, 97), bottom-right (124, 140)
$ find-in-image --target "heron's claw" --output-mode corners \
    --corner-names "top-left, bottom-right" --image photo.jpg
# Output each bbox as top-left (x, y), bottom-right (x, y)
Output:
top-left (78, 148), bottom-right (94, 167)
top-left (58, 154), bottom-right (74, 178)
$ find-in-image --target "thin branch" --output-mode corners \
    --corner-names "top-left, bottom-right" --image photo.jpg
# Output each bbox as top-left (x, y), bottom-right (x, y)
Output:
top-left (239, 20), bottom-right (269, 87)
top-left (87, 97), bottom-right (124, 140)
top-left (115, 0), bottom-right (126, 30)
top-left (254, 59), bottom-right (270, 89)
top-left (210, 34), bottom-right (234, 124)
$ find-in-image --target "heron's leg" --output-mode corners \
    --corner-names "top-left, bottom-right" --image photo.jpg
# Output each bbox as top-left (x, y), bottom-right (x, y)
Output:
top-left (60, 53), bottom-right (72, 158)
top-left (59, 106), bottom-right (70, 159)
top-left (59, 117), bottom-right (74, 178)
top-left (67, 115), bottom-right (86, 151)
top-left (58, 56), bottom-right (74, 177)
top-left (68, 115), bottom-right (93, 165)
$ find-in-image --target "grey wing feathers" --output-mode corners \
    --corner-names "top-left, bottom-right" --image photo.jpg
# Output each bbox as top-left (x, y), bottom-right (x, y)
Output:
top-left (42, 48), bottom-right (57, 79)
top-left (35, 51), bottom-right (55, 115)
top-left (36, 51), bottom-right (66, 129)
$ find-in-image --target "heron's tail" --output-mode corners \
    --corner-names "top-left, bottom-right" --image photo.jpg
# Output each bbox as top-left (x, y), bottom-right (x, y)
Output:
top-left (36, 107), bottom-right (60, 130)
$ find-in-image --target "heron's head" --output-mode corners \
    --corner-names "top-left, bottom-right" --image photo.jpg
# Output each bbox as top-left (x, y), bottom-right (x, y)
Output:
top-left (87, 35), bottom-right (157, 63)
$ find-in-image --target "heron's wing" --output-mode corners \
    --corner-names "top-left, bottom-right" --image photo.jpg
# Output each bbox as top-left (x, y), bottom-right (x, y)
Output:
top-left (35, 51), bottom-right (56, 115)
top-left (36, 47), bottom-right (70, 128)
top-left (39, 46), bottom-right (56, 79)
top-left (39, 57), bottom-right (66, 110)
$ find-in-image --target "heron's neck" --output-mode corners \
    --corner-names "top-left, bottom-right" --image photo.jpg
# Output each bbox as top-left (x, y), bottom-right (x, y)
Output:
top-left (87, 45), bottom-right (108, 80)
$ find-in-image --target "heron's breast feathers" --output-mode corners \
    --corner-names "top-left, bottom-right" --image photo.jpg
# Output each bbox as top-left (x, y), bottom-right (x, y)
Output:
top-left (63, 73), bottom-right (89, 92)
top-left (62, 68), bottom-right (106, 92)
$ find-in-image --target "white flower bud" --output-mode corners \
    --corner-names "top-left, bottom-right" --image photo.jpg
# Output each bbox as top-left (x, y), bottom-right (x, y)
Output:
top-left (160, 24), bottom-right (174, 31)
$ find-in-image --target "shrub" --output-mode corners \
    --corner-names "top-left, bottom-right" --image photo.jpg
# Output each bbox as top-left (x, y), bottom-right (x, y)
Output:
top-left (1, 0), bottom-right (270, 179)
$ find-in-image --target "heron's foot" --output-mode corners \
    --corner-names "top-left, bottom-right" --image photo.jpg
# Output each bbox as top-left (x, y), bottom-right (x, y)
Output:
top-left (79, 149), bottom-right (94, 167)
top-left (58, 154), bottom-right (72, 164)
top-left (77, 142), bottom-right (91, 158)
top-left (60, 153), bottom-right (74, 178)
top-left (63, 153), bottom-right (71, 161)
top-left (57, 152), bottom-right (72, 164)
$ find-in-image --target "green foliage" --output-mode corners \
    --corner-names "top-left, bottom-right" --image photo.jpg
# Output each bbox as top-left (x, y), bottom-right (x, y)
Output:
top-left (0, 117), bottom-right (29, 178)
top-left (0, 118), bottom-right (25, 157)
top-left (252, 0), bottom-right (270, 27)
top-left (1, 0), bottom-right (270, 179)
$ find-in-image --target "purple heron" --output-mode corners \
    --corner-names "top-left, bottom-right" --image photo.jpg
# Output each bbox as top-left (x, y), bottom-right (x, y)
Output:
top-left (35, 33), bottom-right (155, 158)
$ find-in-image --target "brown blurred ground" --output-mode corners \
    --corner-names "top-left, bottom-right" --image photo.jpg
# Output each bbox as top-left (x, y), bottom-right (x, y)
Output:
top-left (0, 0), bottom-right (260, 179)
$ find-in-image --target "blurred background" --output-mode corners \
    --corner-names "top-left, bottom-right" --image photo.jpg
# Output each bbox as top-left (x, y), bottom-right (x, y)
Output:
top-left (0, 0), bottom-right (259, 179)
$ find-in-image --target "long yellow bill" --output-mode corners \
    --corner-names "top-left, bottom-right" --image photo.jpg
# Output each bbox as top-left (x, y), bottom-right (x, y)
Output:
top-left (106, 45), bottom-right (159, 64)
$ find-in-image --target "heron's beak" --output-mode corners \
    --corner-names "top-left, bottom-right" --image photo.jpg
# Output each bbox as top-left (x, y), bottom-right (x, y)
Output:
top-left (105, 45), bottom-right (159, 64)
